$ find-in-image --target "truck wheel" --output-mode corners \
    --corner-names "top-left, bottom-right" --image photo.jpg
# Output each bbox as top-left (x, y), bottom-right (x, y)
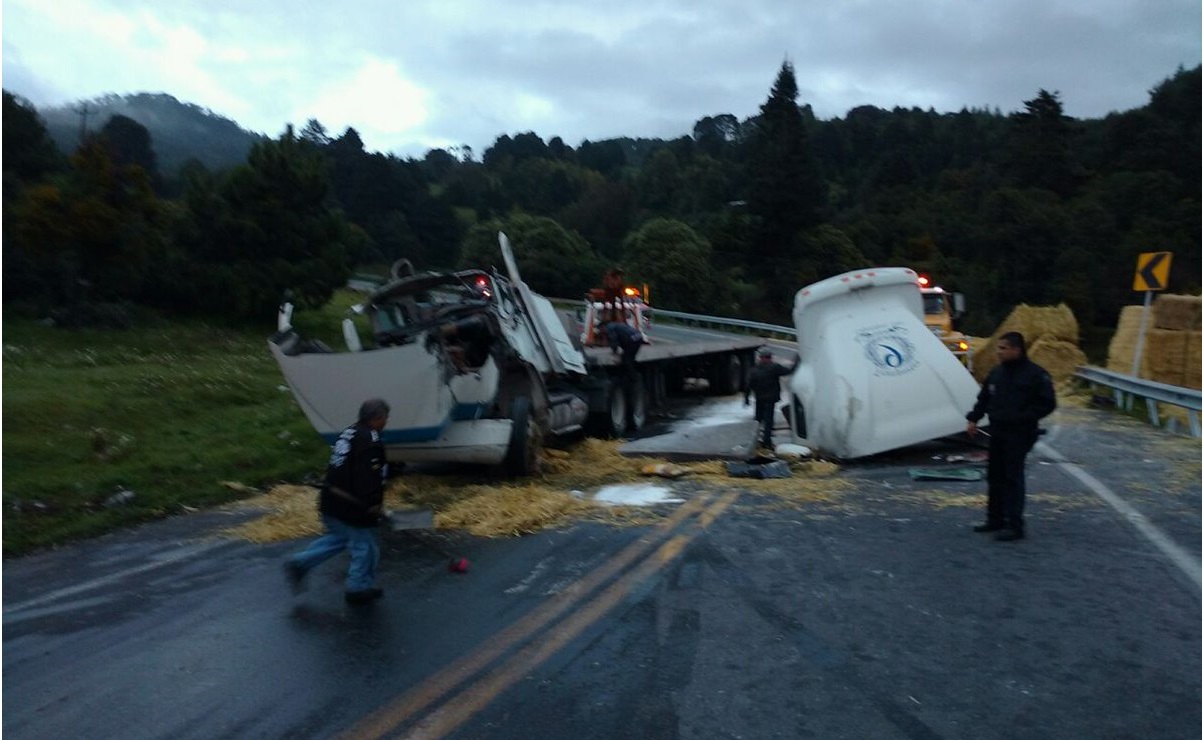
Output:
top-left (504, 396), bottom-right (541, 475)
top-left (628, 375), bottom-right (647, 432)
top-left (589, 383), bottom-right (628, 438)
top-left (710, 355), bottom-right (743, 395)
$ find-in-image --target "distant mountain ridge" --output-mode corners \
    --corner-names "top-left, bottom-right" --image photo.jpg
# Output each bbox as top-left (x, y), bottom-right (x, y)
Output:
top-left (37, 92), bottom-right (268, 175)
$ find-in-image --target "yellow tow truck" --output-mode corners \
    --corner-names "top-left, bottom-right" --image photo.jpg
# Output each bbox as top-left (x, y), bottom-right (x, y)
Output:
top-left (917, 275), bottom-right (972, 366)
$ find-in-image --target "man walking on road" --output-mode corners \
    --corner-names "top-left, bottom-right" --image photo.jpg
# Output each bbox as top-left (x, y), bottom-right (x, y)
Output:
top-left (744, 347), bottom-right (798, 452)
top-left (966, 332), bottom-right (1056, 542)
top-left (285, 398), bottom-right (391, 603)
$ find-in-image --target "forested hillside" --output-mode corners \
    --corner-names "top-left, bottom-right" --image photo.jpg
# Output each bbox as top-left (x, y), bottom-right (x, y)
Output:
top-left (37, 93), bottom-right (266, 177)
top-left (3, 63), bottom-right (1199, 336)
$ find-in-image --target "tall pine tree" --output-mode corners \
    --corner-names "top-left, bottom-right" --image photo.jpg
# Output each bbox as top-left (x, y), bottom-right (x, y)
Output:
top-left (746, 61), bottom-right (825, 317)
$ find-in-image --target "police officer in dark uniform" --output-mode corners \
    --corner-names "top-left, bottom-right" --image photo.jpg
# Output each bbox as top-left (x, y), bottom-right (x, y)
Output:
top-left (966, 332), bottom-right (1056, 542)
top-left (744, 347), bottom-right (798, 451)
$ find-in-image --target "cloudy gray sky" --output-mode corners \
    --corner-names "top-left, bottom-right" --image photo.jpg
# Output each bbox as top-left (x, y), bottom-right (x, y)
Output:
top-left (3, 0), bottom-right (1199, 158)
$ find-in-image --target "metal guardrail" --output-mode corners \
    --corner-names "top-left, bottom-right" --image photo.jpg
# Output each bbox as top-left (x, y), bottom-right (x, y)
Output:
top-left (646, 307), bottom-right (795, 339)
top-left (1074, 365), bottom-right (1201, 437)
top-left (548, 299), bottom-right (796, 339)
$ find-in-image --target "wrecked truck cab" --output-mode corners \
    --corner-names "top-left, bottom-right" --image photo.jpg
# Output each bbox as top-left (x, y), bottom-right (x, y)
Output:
top-left (786, 267), bottom-right (983, 459)
top-left (269, 232), bottom-right (590, 476)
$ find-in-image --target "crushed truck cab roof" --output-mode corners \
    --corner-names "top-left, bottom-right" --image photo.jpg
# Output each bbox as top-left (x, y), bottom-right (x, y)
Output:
top-left (787, 267), bottom-right (982, 459)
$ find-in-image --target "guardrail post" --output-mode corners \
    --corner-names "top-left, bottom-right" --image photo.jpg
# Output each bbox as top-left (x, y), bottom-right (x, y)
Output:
top-left (1145, 398), bottom-right (1160, 428)
top-left (1190, 411), bottom-right (1200, 438)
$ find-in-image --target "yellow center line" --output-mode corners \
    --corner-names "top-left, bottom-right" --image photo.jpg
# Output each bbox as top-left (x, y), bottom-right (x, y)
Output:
top-left (400, 490), bottom-right (740, 739)
top-left (339, 492), bottom-right (719, 740)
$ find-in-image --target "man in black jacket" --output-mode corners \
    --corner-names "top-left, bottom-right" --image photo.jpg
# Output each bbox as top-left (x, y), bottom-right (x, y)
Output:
top-left (285, 399), bottom-right (391, 603)
top-left (604, 320), bottom-right (648, 376)
top-left (966, 332), bottom-right (1056, 542)
top-left (744, 347), bottom-right (798, 452)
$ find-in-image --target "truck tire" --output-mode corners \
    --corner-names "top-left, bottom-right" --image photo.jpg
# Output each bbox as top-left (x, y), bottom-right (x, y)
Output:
top-left (588, 383), bottom-right (628, 438)
top-left (504, 396), bottom-right (541, 475)
top-left (710, 354), bottom-right (743, 395)
top-left (628, 374), bottom-right (647, 432)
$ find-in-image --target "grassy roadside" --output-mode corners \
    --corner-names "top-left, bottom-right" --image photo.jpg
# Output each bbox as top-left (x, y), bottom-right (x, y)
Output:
top-left (2, 312), bottom-right (339, 557)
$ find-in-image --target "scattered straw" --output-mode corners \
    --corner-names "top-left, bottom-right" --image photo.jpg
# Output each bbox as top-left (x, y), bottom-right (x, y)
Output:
top-left (223, 439), bottom-right (854, 543)
top-left (225, 484), bottom-right (322, 543)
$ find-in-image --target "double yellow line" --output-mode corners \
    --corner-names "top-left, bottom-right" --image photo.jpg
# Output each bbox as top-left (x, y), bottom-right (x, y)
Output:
top-left (340, 489), bottom-right (740, 739)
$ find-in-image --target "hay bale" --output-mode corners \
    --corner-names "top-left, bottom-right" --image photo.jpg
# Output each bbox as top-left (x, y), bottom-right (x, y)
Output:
top-left (1153, 294), bottom-right (1202, 331)
top-left (1028, 338), bottom-right (1087, 385)
top-left (1186, 332), bottom-right (1201, 390)
top-left (972, 303), bottom-right (1081, 381)
top-left (1143, 329), bottom-right (1188, 387)
top-left (1106, 305), bottom-right (1145, 374)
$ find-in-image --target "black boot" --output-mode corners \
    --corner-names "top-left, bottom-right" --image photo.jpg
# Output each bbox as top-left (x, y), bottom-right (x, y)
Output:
top-left (995, 528), bottom-right (1025, 542)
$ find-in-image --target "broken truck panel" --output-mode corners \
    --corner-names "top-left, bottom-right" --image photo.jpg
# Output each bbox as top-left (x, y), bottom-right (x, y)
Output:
top-left (787, 267), bottom-right (983, 459)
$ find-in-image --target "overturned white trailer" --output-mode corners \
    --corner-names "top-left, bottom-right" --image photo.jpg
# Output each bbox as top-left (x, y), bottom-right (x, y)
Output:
top-left (786, 267), bottom-right (983, 459)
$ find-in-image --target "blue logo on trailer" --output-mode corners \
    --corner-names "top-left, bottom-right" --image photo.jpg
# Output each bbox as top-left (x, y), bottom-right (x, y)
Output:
top-left (858, 325), bottom-right (918, 376)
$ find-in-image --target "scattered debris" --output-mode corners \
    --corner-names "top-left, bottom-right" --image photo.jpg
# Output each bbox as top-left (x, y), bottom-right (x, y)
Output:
top-left (383, 508), bottom-right (435, 531)
top-left (727, 457), bottom-right (792, 479)
top-left (907, 468), bottom-right (984, 482)
top-left (774, 443), bottom-right (812, 461)
top-left (89, 427), bottom-right (136, 462)
top-left (640, 463), bottom-right (692, 478)
top-left (103, 489), bottom-right (136, 508)
top-left (220, 481), bottom-right (258, 493)
top-left (592, 484), bottom-right (683, 506)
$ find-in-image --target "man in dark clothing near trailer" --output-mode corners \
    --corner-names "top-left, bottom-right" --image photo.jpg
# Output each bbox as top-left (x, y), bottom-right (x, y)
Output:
top-left (604, 320), bottom-right (648, 377)
top-left (744, 347), bottom-right (798, 452)
top-left (285, 398), bottom-right (391, 603)
top-left (966, 332), bottom-right (1056, 542)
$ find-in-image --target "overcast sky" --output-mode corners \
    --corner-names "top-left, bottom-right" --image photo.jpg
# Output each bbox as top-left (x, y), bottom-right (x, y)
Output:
top-left (3, 0), bottom-right (1200, 159)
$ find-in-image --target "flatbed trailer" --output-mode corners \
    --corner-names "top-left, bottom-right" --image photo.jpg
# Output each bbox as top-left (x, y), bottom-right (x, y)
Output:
top-left (574, 334), bottom-right (764, 436)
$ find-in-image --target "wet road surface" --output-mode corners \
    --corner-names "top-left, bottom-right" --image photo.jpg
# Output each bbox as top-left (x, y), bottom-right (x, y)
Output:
top-left (3, 402), bottom-right (1200, 739)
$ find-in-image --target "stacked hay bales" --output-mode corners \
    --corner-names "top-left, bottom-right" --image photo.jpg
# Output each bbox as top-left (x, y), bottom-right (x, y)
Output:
top-left (1106, 294), bottom-right (1201, 427)
top-left (970, 303), bottom-right (1087, 386)
top-left (1107, 295), bottom-right (1202, 389)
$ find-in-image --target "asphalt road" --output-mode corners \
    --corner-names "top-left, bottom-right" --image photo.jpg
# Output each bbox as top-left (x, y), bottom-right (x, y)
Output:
top-left (3, 402), bottom-right (1200, 739)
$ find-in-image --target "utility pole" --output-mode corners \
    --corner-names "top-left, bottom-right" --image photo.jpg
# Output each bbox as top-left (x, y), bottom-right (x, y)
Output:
top-left (73, 102), bottom-right (96, 145)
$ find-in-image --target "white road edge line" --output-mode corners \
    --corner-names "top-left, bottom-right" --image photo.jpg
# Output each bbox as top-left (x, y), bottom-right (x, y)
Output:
top-left (3, 539), bottom-right (231, 615)
top-left (1039, 441), bottom-right (1201, 592)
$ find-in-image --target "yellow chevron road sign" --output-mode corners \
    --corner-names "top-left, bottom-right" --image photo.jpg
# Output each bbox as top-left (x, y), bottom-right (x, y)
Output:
top-left (1133, 252), bottom-right (1172, 291)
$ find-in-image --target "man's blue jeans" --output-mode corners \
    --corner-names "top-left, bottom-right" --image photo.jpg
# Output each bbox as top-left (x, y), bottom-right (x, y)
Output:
top-left (289, 515), bottom-right (379, 592)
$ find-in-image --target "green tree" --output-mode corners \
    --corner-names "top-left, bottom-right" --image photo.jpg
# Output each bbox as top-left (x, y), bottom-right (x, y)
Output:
top-left (745, 61), bottom-right (826, 312)
top-left (1005, 89), bottom-right (1080, 196)
top-left (99, 114), bottom-right (158, 182)
top-left (637, 148), bottom-right (681, 212)
top-left (621, 218), bottom-right (721, 312)
top-left (793, 225), bottom-right (867, 289)
top-left (173, 129), bottom-right (353, 318)
top-left (9, 137), bottom-right (168, 308)
top-left (459, 214), bottom-right (598, 297)
top-left (3, 91), bottom-right (63, 186)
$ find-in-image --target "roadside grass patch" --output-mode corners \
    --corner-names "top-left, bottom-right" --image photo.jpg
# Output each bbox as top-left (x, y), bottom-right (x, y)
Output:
top-left (2, 316), bottom-right (329, 555)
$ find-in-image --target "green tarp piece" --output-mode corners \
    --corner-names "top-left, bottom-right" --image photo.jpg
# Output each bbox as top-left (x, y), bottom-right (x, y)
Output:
top-left (907, 467), bottom-right (984, 482)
